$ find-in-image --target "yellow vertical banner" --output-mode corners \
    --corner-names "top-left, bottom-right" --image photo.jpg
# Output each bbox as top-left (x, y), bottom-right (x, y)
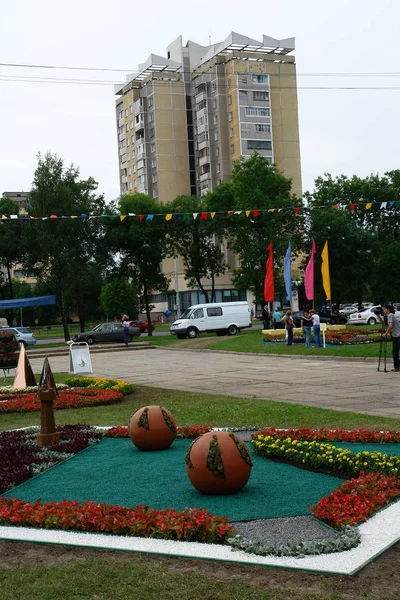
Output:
top-left (321, 240), bottom-right (331, 301)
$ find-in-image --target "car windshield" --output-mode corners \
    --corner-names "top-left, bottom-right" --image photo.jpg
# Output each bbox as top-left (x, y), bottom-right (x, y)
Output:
top-left (92, 325), bottom-right (102, 331)
top-left (179, 309), bottom-right (193, 319)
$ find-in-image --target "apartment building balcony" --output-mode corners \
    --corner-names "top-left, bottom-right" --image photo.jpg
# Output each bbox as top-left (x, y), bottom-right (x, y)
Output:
top-left (199, 170), bottom-right (211, 183)
top-left (135, 119), bottom-right (145, 132)
top-left (196, 107), bottom-right (207, 120)
top-left (199, 154), bottom-right (210, 167)
top-left (198, 139), bottom-right (210, 152)
top-left (121, 175), bottom-right (128, 184)
top-left (118, 132), bottom-right (126, 141)
top-left (194, 90), bottom-right (207, 104)
top-left (118, 117), bottom-right (124, 127)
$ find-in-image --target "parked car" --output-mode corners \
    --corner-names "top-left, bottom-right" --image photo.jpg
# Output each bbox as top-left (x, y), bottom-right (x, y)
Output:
top-left (339, 304), bottom-right (358, 316)
top-left (0, 326), bottom-right (37, 347)
top-left (291, 311), bottom-right (347, 327)
top-left (73, 322), bottom-right (140, 345)
top-left (348, 306), bottom-right (383, 326)
top-left (129, 320), bottom-right (154, 333)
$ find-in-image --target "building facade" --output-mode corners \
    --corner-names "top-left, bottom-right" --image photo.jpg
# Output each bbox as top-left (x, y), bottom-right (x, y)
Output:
top-left (115, 33), bottom-right (302, 313)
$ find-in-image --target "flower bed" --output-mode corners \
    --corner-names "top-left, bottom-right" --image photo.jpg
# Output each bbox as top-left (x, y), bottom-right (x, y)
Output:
top-left (65, 376), bottom-right (134, 395)
top-left (0, 389), bottom-right (123, 414)
top-left (0, 425), bottom-right (102, 494)
top-left (252, 429), bottom-right (400, 529)
top-left (312, 472), bottom-right (400, 529)
top-left (0, 498), bottom-right (233, 544)
top-left (105, 424), bottom-right (213, 439)
top-left (262, 327), bottom-right (381, 345)
top-left (253, 427), bottom-right (400, 444)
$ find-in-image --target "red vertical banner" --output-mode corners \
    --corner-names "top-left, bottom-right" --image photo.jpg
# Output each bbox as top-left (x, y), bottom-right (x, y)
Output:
top-left (264, 242), bottom-right (274, 301)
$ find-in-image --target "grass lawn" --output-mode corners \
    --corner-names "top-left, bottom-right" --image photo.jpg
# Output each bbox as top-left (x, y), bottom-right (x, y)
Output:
top-left (2, 381), bottom-right (400, 433)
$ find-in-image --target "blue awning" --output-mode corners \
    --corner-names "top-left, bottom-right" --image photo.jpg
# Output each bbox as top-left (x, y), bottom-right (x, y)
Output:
top-left (0, 295), bottom-right (56, 309)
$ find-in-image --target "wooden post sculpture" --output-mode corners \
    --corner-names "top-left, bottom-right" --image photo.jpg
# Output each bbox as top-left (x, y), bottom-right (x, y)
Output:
top-left (36, 357), bottom-right (60, 447)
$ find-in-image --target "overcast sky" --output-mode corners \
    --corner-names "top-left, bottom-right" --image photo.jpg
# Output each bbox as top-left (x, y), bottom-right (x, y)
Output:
top-left (0, 0), bottom-right (398, 203)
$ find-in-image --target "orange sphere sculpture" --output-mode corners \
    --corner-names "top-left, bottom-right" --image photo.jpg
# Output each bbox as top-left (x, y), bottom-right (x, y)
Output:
top-left (129, 405), bottom-right (176, 451)
top-left (185, 431), bottom-right (252, 494)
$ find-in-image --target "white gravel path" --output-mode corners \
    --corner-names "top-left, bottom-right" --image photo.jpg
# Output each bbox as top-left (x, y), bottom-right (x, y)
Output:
top-left (1, 499), bottom-right (399, 575)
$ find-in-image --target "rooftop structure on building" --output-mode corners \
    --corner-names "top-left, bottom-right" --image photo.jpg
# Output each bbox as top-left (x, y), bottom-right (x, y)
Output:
top-left (115, 31), bottom-right (301, 202)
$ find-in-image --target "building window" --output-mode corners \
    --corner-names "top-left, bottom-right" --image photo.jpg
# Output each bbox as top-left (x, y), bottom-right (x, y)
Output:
top-left (239, 89), bottom-right (248, 97)
top-left (216, 163), bottom-right (220, 173)
top-left (129, 104), bottom-right (133, 113)
top-left (228, 111), bottom-right (233, 121)
top-left (215, 147), bottom-right (220, 157)
top-left (252, 74), bottom-right (269, 84)
top-left (128, 167), bottom-right (132, 175)
top-left (149, 112), bottom-right (154, 123)
top-left (131, 135), bottom-right (134, 143)
top-left (138, 174), bottom-right (147, 184)
top-left (227, 78), bottom-right (231, 88)
top-left (148, 97), bottom-right (153, 108)
top-left (228, 95), bottom-right (232, 105)
top-left (230, 144), bottom-right (235, 154)
top-left (255, 124), bottom-right (271, 133)
top-left (239, 75), bottom-right (247, 85)
top-left (127, 153), bottom-right (130, 161)
top-left (214, 131), bottom-right (219, 141)
top-left (213, 115), bottom-right (218, 125)
top-left (125, 109), bottom-right (128, 117)
top-left (151, 158), bottom-right (157, 168)
top-left (229, 127), bottom-right (234, 137)
top-left (118, 110), bottom-right (123, 120)
top-left (213, 98), bottom-right (217, 109)
top-left (247, 140), bottom-right (272, 150)
top-left (151, 143), bottom-right (155, 153)
top-left (137, 159), bottom-right (145, 170)
top-left (212, 82), bottom-right (216, 93)
top-left (245, 106), bottom-right (270, 117)
top-left (253, 91), bottom-right (269, 101)
top-left (153, 188), bottom-right (158, 198)
top-left (152, 173), bottom-right (157, 183)
top-left (126, 138), bottom-right (130, 146)
top-left (129, 182), bottom-right (133, 190)
top-left (150, 128), bottom-right (155, 138)
top-left (125, 124), bottom-right (129, 132)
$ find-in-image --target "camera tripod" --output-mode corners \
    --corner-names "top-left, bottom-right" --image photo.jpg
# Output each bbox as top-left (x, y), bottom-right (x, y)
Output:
top-left (377, 330), bottom-right (389, 373)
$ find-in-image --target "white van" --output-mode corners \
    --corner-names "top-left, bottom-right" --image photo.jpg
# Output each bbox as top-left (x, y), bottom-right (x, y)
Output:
top-left (170, 301), bottom-right (251, 339)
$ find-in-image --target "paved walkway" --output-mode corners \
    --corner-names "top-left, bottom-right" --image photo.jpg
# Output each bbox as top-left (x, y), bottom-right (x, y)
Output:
top-left (28, 348), bottom-right (400, 418)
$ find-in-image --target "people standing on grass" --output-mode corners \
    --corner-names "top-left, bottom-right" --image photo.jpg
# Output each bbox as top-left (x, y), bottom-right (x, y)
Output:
top-left (301, 309), bottom-right (313, 348)
top-left (281, 309), bottom-right (294, 346)
top-left (379, 305), bottom-right (400, 372)
top-left (310, 309), bottom-right (323, 347)
top-left (272, 308), bottom-right (282, 329)
top-left (262, 304), bottom-right (271, 330)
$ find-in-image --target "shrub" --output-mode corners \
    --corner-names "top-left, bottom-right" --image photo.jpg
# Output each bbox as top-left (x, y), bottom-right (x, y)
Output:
top-left (65, 376), bottom-right (133, 395)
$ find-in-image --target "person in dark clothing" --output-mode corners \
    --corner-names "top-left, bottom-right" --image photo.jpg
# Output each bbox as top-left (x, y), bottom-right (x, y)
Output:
top-left (262, 304), bottom-right (271, 329)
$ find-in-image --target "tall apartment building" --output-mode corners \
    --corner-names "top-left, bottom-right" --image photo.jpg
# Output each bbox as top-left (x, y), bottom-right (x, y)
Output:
top-left (115, 32), bottom-right (302, 311)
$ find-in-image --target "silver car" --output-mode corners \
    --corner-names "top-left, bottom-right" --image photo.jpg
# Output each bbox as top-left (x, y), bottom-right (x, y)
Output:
top-left (0, 326), bottom-right (37, 346)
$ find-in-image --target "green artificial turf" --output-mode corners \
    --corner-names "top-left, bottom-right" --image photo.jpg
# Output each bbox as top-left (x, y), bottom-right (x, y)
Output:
top-left (4, 438), bottom-right (344, 521)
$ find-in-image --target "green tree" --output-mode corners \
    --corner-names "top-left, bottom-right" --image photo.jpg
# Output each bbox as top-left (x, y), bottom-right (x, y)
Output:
top-left (305, 171), bottom-right (400, 306)
top-left (206, 154), bottom-right (304, 304)
top-left (100, 278), bottom-right (140, 321)
top-left (0, 197), bottom-right (25, 325)
top-left (104, 194), bottom-right (169, 336)
top-left (166, 196), bottom-right (227, 303)
top-left (24, 153), bottom-right (107, 340)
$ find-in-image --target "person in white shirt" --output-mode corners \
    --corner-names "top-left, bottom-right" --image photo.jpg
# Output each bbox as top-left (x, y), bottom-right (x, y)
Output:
top-left (310, 309), bottom-right (323, 347)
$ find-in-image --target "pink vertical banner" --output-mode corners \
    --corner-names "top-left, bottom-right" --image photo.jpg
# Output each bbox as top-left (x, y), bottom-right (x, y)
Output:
top-left (304, 240), bottom-right (316, 300)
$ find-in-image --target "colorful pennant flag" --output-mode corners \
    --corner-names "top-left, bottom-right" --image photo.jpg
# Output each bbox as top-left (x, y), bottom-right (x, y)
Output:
top-left (283, 241), bottom-right (292, 301)
top-left (264, 242), bottom-right (274, 302)
top-left (321, 241), bottom-right (331, 301)
top-left (304, 240), bottom-right (316, 301)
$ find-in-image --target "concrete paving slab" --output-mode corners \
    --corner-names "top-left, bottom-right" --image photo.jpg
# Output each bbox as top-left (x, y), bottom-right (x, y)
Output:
top-left (28, 348), bottom-right (400, 418)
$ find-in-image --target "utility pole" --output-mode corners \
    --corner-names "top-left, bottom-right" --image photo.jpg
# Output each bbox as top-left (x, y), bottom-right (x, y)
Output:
top-left (174, 258), bottom-right (181, 318)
